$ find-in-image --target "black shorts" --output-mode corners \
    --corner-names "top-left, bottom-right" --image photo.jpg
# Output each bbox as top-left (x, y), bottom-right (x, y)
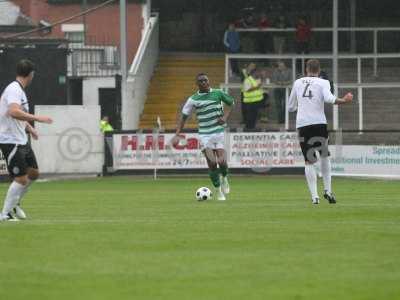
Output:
top-left (298, 124), bottom-right (330, 163)
top-left (0, 143), bottom-right (38, 177)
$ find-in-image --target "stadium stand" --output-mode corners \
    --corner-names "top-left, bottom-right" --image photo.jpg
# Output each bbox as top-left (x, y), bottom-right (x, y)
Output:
top-left (139, 54), bottom-right (224, 129)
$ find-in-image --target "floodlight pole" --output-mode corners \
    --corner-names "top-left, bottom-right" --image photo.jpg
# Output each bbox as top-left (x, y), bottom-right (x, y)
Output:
top-left (120, 0), bottom-right (128, 129)
top-left (333, 0), bottom-right (339, 130)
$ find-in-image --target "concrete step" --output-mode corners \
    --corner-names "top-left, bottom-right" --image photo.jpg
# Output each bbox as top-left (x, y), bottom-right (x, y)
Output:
top-left (139, 54), bottom-right (227, 130)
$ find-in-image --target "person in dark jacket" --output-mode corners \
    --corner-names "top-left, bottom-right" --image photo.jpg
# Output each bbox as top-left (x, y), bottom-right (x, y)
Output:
top-left (223, 23), bottom-right (240, 76)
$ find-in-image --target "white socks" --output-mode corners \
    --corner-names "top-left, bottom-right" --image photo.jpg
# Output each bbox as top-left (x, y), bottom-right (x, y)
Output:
top-left (305, 158), bottom-right (332, 201)
top-left (2, 181), bottom-right (26, 215)
top-left (320, 157), bottom-right (332, 194)
top-left (17, 179), bottom-right (32, 206)
top-left (305, 164), bottom-right (318, 200)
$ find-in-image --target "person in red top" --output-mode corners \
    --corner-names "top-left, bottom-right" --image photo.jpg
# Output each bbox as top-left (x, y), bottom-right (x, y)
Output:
top-left (295, 17), bottom-right (312, 74)
top-left (295, 17), bottom-right (312, 54)
top-left (258, 13), bottom-right (271, 29)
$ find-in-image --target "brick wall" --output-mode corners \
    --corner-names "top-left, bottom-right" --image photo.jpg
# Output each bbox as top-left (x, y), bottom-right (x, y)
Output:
top-left (11, 0), bottom-right (143, 63)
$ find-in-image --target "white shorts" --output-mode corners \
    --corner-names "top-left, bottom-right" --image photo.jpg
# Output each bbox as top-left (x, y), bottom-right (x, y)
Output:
top-left (199, 132), bottom-right (225, 151)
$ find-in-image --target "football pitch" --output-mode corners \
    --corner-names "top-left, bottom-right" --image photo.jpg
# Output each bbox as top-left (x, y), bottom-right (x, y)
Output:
top-left (0, 176), bottom-right (399, 300)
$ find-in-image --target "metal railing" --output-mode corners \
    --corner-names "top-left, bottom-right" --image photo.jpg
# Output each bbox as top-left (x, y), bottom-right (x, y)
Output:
top-left (126, 12), bottom-right (159, 130)
top-left (236, 27), bottom-right (400, 76)
top-left (225, 53), bottom-right (400, 85)
top-left (221, 82), bottom-right (400, 132)
top-left (223, 53), bottom-right (400, 132)
top-left (67, 43), bottom-right (120, 77)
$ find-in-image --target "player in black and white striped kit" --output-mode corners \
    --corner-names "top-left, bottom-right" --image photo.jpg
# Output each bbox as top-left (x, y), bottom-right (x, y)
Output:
top-left (0, 59), bottom-right (53, 221)
top-left (288, 59), bottom-right (353, 204)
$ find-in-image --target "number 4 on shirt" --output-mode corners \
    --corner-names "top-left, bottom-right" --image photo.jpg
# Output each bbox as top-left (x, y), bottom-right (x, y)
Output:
top-left (302, 83), bottom-right (313, 99)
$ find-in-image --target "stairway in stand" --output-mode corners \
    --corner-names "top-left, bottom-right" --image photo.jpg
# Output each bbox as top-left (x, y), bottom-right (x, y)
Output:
top-left (139, 54), bottom-right (225, 130)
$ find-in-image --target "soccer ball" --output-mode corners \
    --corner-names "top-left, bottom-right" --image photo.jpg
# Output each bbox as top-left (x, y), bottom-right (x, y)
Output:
top-left (196, 187), bottom-right (212, 201)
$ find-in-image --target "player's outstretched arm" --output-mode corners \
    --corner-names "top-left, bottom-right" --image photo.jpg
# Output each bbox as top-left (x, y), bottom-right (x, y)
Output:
top-left (175, 114), bottom-right (188, 135)
top-left (172, 114), bottom-right (188, 146)
top-left (334, 92), bottom-right (353, 105)
top-left (8, 104), bottom-right (53, 123)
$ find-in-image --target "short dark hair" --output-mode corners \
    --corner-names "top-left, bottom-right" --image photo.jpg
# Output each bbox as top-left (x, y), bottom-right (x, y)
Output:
top-left (16, 59), bottom-right (35, 77)
top-left (196, 73), bottom-right (208, 79)
top-left (306, 59), bottom-right (320, 74)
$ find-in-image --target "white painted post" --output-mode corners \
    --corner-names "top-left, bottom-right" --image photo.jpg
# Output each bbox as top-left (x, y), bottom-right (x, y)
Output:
top-left (291, 57), bottom-right (296, 81)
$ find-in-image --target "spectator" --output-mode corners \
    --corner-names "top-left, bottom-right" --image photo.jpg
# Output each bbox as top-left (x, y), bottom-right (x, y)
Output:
top-left (238, 13), bottom-right (257, 53)
top-left (296, 17), bottom-right (312, 53)
top-left (240, 62), bottom-right (257, 123)
top-left (257, 13), bottom-right (271, 53)
top-left (258, 13), bottom-right (271, 28)
top-left (100, 116), bottom-right (113, 133)
top-left (273, 15), bottom-right (288, 54)
top-left (242, 67), bottom-right (265, 130)
top-left (223, 23), bottom-right (241, 76)
top-left (272, 61), bottom-right (291, 124)
top-left (255, 68), bottom-right (270, 123)
top-left (295, 17), bottom-right (312, 73)
top-left (242, 13), bottom-right (256, 28)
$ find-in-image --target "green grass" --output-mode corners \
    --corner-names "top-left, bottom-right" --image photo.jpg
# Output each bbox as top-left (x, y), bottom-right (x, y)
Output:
top-left (0, 176), bottom-right (399, 300)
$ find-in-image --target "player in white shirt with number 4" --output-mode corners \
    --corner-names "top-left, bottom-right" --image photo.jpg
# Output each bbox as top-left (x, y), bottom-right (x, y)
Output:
top-left (288, 59), bottom-right (353, 204)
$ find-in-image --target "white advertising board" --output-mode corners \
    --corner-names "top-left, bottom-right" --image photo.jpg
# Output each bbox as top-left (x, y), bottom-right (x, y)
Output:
top-left (329, 145), bottom-right (400, 178)
top-left (112, 132), bottom-right (400, 178)
top-left (32, 105), bottom-right (104, 174)
top-left (112, 132), bottom-right (304, 170)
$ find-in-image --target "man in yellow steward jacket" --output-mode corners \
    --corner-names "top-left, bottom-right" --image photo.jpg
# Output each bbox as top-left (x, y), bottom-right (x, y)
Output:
top-left (100, 116), bottom-right (114, 133)
top-left (242, 69), bottom-right (264, 129)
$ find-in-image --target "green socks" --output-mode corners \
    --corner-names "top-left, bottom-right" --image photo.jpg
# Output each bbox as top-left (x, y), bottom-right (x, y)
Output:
top-left (220, 164), bottom-right (228, 177)
top-left (209, 165), bottom-right (228, 187)
top-left (209, 169), bottom-right (221, 187)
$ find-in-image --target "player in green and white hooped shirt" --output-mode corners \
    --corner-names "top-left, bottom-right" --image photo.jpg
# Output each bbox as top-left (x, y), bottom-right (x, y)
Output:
top-left (173, 73), bottom-right (235, 200)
